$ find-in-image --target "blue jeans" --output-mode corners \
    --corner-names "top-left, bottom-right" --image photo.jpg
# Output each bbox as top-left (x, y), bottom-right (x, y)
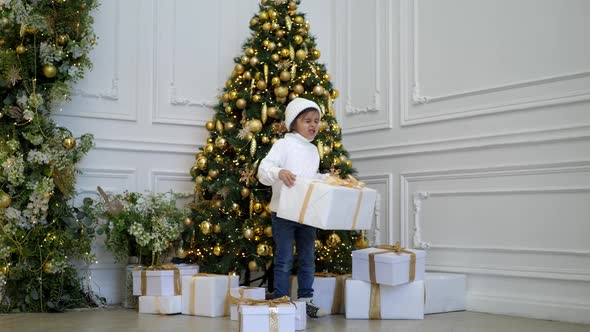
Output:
top-left (272, 213), bottom-right (316, 299)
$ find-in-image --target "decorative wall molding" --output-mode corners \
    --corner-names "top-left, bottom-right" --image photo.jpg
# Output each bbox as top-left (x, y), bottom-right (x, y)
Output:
top-left (400, 160), bottom-right (590, 248)
top-left (149, 169), bottom-right (193, 193)
top-left (349, 123), bottom-right (590, 160)
top-left (427, 263), bottom-right (590, 282)
top-left (359, 173), bottom-right (394, 245)
top-left (335, 0), bottom-right (392, 134)
top-left (94, 137), bottom-right (199, 155)
top-left (400, 0), bottom-right (590, 126)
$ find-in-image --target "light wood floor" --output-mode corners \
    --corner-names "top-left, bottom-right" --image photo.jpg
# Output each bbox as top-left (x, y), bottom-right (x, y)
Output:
top-left (1, 308), bottom-right (589, 332)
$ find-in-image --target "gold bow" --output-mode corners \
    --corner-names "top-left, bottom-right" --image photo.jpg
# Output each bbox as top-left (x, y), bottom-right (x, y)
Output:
top-left (324, 175), bottom-right (365, 188)
top-left (368, 242), bottom-right (416, 284)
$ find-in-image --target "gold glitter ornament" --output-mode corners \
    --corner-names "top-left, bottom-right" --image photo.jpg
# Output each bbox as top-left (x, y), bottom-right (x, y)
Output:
top-left (261, 103), bottom-right (268, 124)
top-left (205, 143), bottom-right (214, 153)
top-left (253, 202), bottom-right (264, 213)
top-left (216, 120), bottom-right (224, 133)
top-left (213, 245), bottom-right (223, 256)
top-left (215, 137), bottom-right (227, 149)
top-left (271, 77), bottom-right (281, 86)
top-left (62, 137), bottom-right (76, 150)
top-left (250, 138), bottom-right (257, 157)
top-left (200, 220), bottom-right (212, 235)
top-left (261, 136), bottom-right (270, 144)
top-left (333, 141), bottom-right (342, 149)
top-left (285, 16), bottom-right (293, 31)
top-left (326, 233), bottom-right (341, 247)
top-left (252, 94), bottom-right (261, 103)
top-left (256, 243), bottom-right (271, 256)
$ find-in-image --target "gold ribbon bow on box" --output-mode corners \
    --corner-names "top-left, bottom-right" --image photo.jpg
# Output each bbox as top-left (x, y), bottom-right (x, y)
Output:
top-left (238, 296), bottom-right (294, 332)
top-left (139, 263), bottom-right (181, 296)
top-left (229, 287), bottom-right (263, 305)
top-left (313, 272), bottom-right (352, 314)
top-left (189, 273), bottom-right (233, 316)
top-left (298, 175), bottom-right (366, 229)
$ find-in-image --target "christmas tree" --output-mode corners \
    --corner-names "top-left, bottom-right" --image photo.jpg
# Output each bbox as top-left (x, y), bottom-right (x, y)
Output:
top-left (184, 0), bottom-right (369, 279)
top-left (0, 0), bottom-right (98, 312)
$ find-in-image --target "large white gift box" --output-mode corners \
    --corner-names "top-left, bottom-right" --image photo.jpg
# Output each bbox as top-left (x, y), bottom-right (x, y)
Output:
top-left (230, 286), bottom-right (266, 320)
top-left (425, 272), bottom-right (466, 314)
top-left (352, 246), bottom-right (425, 286)
top-left (138, 295), bottom-right (182, 314)
top-left (239, 303), bottom-right (296, 332)
top-left (289, 274), bottom-right (350, 314)
top-left (181, 274), bottom-right (239, 317)
top-left (277, 177), bottom-right (377, 230)
top-left (132, 264), bottom-right (199, 296)
top-left (345, 279), bottom-right (424, 320)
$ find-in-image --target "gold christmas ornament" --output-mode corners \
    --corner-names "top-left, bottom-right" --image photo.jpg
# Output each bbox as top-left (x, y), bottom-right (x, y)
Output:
top-left (235, 63), bottom-right (245, 74)
top-left (216, 120), bottom-right (224, 133)
top-left (250, 17), bottom-right (259, 26)
top-left (225, 105), bottom-right (233, 114)
top-left (294, 35), bottom-right (303, 44)
top-left (261, 136), bottom-right (270, 144)
top-left (279, 71), bottom-right (291, 82)
top-left (288, 92), bottom-right (297, 100)
top-left (256, 243), bottom-right (271, 256)
top-left (62, 136), bottom-right (77, 150)
top-left (213, 245), bottom-right (223, 256)
top-left (243, 71), bottom-right (252, 81)
top-left (294, 16), bottom-right (304, 24)
top-left (339, 155), bottom-right (348, 163)
top-left (190, 165), bottom-right (199, 178)
top-left (267, 106), bottom-right (279, 119)
top-left (248, 119), bottom-right (263, 133)
top-left (331, 89), bottom-right (340, 99)
top-left (285, 16), bottom-right (293, 31)
top-left (243, 228), bottom-right (254, 239)
top-left (236, 98), bottom-right (248, 110)
top-left (253, 202), bottom-right (264, 213)
top-left (323, 73), bottom-right (331, 81)
top-left (326, 233), bottom-right (342, 247)
top-left (214, 155), bottom-right (224, 165)
top-left (264, 226), bottom-right (273, 237)
top-left (280, 48), bottom-right (290, 58)
top-left (333, 141), bottom-right (342, 149)
top-left (271, 137), bottom-right (278, 144)
top-left (293, 84), bottom-right (305, 95)
top-left (275, 29), bottom-right (285, 38)
top-left (200, 220), bottom-right (213, 235)
top-left (268, 42), bottom-right (277, 51)
top-left (295, 49), bottom-right (307, 61)
top-left (208, 168), bottom-right (219, 179)
top-left (195, 175), bottom-right (204, 185)
top-left (259, 12), bottom-right (269, 21)
top-left (16, 44), bottom-right (26, 55)
top-left (226, 80), bottom-right (233, 88)
top-left (275, 86), bottom-right (289, 98)
top-left (229, 91), bottom-right (239, 100)
top-left (43, 64), bottom-right (58, 78)
top-left (288, 1), bottom-right (298, 10)
top-left (346, 160), bottom-right (353, 168)
top-left (289, 44), bottom-right (295, 60)
top-left (263, 40), bottom-right (270, 47)
top-left (268, 10), bottom-right (277, 20)
top-left (215, 137), bottom-right (227, 149)
top-left (262, 22), bottom-right (272, 31)
top-left (271, 77), bottom-right (281, 86)
top-left (313, 85), bottom-right (324, 96)
top-left (256, 80), bottom-right (267, 91)
top-left (311, 49), bottom-right (321, 59)
top-left (314, 239), bottom-right (323, 250)
top-left (43, 261), bottom-right (54, 274)
top-left (249, 56), bottom-right (260, 67)
top-left (261, 103), bottom-right (268, 123)
top-left (248, 260), bottom-right (258, 272)
top-left (176, 247), bottom-right (188, 259)
top-left (224, 122), bottom-right (235, 131)
top-left (205, 143), bottom-right (215, 153)
top-left (333, 156), bottom-right (341, 166)
top-left (355, 235), bottom-right (370, 249)
top-left (250, 138), bottom-right (257, 157)
top-left (319, 120), bottom-right (328, 131)
top-left (214, 200), bottom-right (223, 209)
top-left (240, 56), bottom-right (250, 65)
top-left (322, 145), bottom-right (332, 155)
top-left (252, 94), bottom-right (261, 103)
top-left (277, 97), bottom-right (288, 104)
top-left (323, 90), bottom-right (330, 98)
top-left (183, 217), bottom-right (194, 227)
top-left (222, 93), bottom-right (230, 103)
top-left (260, 0), bottom-right (268, 5)
top-left (331, 123), bottom-right (341, 133)
top-left (240, 187), bottom-right (250, 198)
top-left (271, 54), bottom-right (280, 62)
top-left (245, 47), bottom-right (255, 57)
top-left (0, 191), bottom-right (11, 208)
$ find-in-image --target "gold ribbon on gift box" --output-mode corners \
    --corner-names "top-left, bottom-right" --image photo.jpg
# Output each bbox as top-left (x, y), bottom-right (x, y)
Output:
top-left (313, 272), bottom-right (352, 314)
top-left (298, 175), bottom-right (366, 229)
top-left (229, 287), bottom-right (263, 305)
top-left (368, 242), bottom-right (416, 284)
top-left (238, 296), bottom-right (293, 332)
top-left (138, 263), bottom-right (181, 296)
top-left (189, 273), bottom-right (232, 316)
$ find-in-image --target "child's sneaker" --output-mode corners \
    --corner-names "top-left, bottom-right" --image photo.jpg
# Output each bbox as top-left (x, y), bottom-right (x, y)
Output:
top-left (299, 297), bottom-right (328, 318)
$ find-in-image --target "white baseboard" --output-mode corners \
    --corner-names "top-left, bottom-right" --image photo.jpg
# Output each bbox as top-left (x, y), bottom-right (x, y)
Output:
top-left (467, 292), bottom-right (590, 325)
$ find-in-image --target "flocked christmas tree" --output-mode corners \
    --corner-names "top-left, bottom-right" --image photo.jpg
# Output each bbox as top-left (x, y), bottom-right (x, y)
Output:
top-left (184, 0), bottom-right (370, 279)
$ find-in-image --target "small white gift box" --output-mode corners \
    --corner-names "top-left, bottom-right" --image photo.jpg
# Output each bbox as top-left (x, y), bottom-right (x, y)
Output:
top-left (289, 274), bottom-right (350, 314)
top-left (345, 279), bottom-right (424, 320)
top-left (424, 272), bottom-right (466, 314)
top-left (132, 264), bottom-right (199, 296)
top-left (352, 246), bottom-right (425, 286)
top-left (277, 177), bottom-right (377, 230)
top-left (138, 295), bottom-right (182, 314)
top-left (239, 303), bottom-right (296, 332)
top-left (230, 286), bottom-right (267, 320)
top-left (181, 274), bottom-right (239, 317)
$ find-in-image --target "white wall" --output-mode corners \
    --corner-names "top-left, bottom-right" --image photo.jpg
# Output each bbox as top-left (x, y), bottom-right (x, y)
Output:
top-left (58, 0), bottom-right (590, 323)
top-left (334, 0), bottom-right (590, 325)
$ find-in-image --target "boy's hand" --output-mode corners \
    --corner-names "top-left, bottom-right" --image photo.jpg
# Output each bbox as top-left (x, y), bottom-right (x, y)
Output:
top-left (279, 169), bottom-right (296, 187)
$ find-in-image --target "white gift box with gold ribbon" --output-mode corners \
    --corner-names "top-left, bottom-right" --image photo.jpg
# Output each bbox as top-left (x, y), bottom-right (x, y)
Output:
top-left (345, 279), bottom-right (424, 320)
top-left (292, 300), bottom-right (306, 331)
top-left (352, 245), bottom-right (425, 287)
top-left (239, 303), bottom-right (296, 332)
top-left (424, 272), bottom-right (466, 314)
top-left (181, 274), bottom-right (239, 317)
top-left (277, 177), bottom-right (377, 230)
top-left (289, 273), bottom-right (350, 314)
top-left (132, 264), bottom-right (199, 296)
top-left (230, 286), bottom-right (267, 320)
top-left (138, 295), bottom-right (182, 314)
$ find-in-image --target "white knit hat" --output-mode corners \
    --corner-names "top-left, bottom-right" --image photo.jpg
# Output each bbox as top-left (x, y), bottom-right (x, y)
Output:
top-left (284, 97), bottom-right (322, 130)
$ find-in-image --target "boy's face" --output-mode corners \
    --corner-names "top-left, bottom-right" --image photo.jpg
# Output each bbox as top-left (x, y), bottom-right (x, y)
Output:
top-left (293, 109), bottom-right (320, 140)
